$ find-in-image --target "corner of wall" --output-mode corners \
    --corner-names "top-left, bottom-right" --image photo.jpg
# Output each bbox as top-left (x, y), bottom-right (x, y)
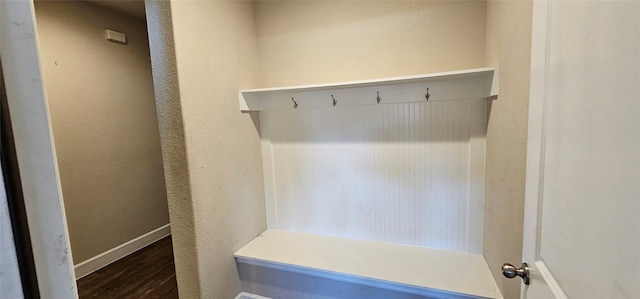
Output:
top-left (144, 0), bottom-right (201, 298)
top-left (483, 1), bottom-right (534, 298)
top-left (146, 1), bottom-right (266, 298)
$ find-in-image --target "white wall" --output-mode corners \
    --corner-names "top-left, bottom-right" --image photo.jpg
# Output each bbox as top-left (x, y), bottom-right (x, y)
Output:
top-left (34, 1), bottom-right (169, 265)
top-left (255, 1), bottom-right (487, 87)
top-left (483, 2), bottom-right (533, 298)
top-left (147, 1), bottom-right (266, 298)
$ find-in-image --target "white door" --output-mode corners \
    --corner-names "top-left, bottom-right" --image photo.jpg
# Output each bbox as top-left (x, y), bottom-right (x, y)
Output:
top-left (513, 1), bottom-right (640, 298)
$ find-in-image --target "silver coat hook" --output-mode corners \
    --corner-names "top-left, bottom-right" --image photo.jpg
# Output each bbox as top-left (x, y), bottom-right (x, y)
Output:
top-left (292, 97), bottom-right (298, 109)
top-left (377, 91), bottom-right (381, 104)
top-left (332, 95), bottom-right (337, 106)
top-left (425, 88), bottom-right (430, 101)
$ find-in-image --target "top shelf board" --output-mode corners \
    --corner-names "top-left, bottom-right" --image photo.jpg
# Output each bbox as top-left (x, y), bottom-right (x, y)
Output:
top-left (240, 67), bottom-right (498, 112)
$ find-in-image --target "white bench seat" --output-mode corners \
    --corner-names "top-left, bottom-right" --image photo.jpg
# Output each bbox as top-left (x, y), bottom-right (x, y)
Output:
top-left (235, 230), bottom-right (503, 299)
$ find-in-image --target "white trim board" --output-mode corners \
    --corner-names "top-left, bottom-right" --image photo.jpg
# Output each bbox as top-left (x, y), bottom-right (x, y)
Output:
top-left (0, 166), bottom-right (24, 299)
top-left (1, 1), bottom-right (77, 297)
top-left (235, 230), bottom-right (503, 299)
top-left (240, 68), bottom-right (497, 111)
top-left (74, 224), bottom-right (171, 279)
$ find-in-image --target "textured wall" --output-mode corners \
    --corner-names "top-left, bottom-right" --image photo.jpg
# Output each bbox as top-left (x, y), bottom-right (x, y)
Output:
top-left (255, 1), bottom-right (487, 87)
top-left (145, 1), bottom-right (200, 297)
top-left (483, 1), bottom-right (533, 298)
top-left (34, 1), bottom-right (169, 264)
top-left (144, 1), bottom-right (532, 297)
top-left (147, 1), bottom-right (267, 298)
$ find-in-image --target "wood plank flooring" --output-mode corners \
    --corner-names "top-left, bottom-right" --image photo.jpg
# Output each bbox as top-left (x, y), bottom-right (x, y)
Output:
top-left (77, 236), bottom-right (178, 299)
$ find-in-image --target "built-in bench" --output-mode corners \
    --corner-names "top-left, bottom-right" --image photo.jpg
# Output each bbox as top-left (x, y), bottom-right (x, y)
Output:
top-left (236, 230), bottom-right (502, 299)
top-left (237, 68), bottom-right (502, 299)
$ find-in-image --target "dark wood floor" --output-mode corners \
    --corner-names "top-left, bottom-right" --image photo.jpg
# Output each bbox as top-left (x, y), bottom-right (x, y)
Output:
top-left (77, 236), bottom-right (178, 299)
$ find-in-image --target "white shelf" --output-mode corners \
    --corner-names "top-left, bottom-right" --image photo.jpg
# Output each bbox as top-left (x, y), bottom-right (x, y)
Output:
top-left (235, 230), bottom-right (503, 299)
top-left (239, 67), bottom-right (498, 112)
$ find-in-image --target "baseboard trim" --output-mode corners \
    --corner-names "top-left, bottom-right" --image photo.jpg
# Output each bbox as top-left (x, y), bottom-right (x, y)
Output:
top-left (74, 224), bottom-right (171, 279)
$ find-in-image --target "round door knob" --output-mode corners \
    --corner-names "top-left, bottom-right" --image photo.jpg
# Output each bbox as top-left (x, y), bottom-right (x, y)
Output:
top-left (501, 262), bottom-right (530, 285)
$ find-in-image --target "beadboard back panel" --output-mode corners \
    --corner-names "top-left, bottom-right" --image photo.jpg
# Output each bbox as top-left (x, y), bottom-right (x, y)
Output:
top-left (260, 99), bottom-right (486, 253)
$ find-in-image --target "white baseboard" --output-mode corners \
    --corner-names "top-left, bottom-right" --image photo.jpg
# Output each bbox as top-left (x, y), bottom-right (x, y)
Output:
top-left (235, 292), bottom-right (272, 299)
top-left (74, 224), bottom-right (171, 279)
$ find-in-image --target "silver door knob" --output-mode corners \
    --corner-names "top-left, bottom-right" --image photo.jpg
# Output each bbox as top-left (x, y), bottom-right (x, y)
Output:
top-left (501, 262), bottom-right (530, 285)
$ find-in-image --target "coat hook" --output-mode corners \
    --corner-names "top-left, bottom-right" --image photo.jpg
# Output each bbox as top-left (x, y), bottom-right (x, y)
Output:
top-left (292, 97), bottom-right (298, 109)
top-left (332, 94), bottom-right (337, 106)
top-left (377, 91), bottom-right (381, 104)
top-left (425, 88), bottom-right (430, 101)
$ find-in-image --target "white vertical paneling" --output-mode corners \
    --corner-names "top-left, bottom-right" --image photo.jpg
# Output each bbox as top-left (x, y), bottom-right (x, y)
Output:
top-left (261, 99), bottom-right (486, 252)
top-left (467, 99), bottom-right (487, 254)
top-left (260, 112), bottom-right (278, 228)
